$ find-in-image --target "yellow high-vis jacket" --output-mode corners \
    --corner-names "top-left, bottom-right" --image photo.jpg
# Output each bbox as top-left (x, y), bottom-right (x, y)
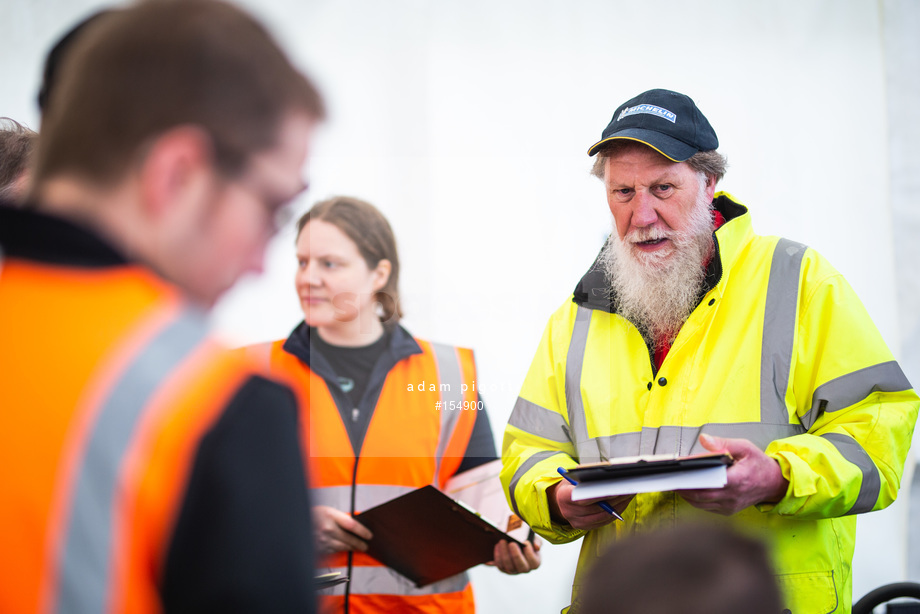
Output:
top-left (501, 193), bottom-right (919, 614)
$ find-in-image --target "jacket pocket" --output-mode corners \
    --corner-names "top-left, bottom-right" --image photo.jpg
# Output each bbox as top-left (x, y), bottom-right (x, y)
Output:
top-left (776, 570), bottom-right (838, 614)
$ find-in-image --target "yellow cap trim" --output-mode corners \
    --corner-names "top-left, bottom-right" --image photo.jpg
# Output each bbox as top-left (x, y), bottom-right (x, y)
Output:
top-left (587, 136), bottom-right (682, 162)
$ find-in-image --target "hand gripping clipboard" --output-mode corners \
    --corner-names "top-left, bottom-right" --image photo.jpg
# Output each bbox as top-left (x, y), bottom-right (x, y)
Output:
top-left (355, 485), bottom-right (524, 587)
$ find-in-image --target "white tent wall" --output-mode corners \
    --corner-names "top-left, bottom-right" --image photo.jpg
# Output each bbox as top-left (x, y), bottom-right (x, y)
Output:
top-left (886, 0), bottom-right (920, 586)
top-left (3, 1), bottom-right (918, 611)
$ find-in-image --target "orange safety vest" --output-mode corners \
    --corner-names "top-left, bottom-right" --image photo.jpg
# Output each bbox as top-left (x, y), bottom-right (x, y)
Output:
top-left (0, 257), bottom-right (266, 614)
top-left (253, 333), bottom-right (481, 614)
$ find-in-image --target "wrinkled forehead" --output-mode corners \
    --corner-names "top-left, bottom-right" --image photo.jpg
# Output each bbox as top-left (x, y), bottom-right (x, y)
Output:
top-left (604, 147), bottom-right (689, 177)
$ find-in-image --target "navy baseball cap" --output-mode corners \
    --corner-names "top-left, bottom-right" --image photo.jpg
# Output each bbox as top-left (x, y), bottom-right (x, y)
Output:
top-left (587, 89), bottom-right (718, 161)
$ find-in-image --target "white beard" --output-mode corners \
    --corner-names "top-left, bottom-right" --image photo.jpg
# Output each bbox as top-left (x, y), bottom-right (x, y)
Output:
top-left (601, 191), bottom-right (715, 348)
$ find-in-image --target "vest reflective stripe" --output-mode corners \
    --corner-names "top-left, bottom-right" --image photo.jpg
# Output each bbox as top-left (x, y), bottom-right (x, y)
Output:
top-left (507, 397), bottom-right (571, 444)
top-left (565, 306), bottom-right (593, 453)
top-left (318, 566), bottom-right (469, 596)
top-left (591, 423), bottom-right (806, 459)
top-left (596, 431), bottom-right (642, 458)
top-left (507, 450), bottom-right (567, 518)
top-left (313, 484), bottom-right (416, 514)
top-left (431, 342), bottom-right (464, 479)
top-left (244, 341), bottom-right (273, 371)
top-left (53, 308), bottom-right (207, 614)
top-left (821, 433), bottom-right (881, 514)
top-left (507, 408), bottom-right (807, 464)
top-left (760, 238), bottom-right (806, 425)
top-left (802, 361), bottom-right (913, 429)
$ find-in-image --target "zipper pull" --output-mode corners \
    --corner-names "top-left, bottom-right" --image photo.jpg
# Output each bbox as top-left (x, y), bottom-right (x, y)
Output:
top-left (352, 407), bottom-right (359, 423)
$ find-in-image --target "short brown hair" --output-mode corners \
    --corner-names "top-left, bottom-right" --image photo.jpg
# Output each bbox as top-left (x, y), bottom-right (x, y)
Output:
top-left (0, 118), bottom-right (38, 201)
top-left (296, 196), bottom-right (403, 326)
top-left (33, 0), bottom-right (325, 187)
top-left (581, 524), bottom-right (781, 614)
top-left (590, 141), bottom-right (727, 184)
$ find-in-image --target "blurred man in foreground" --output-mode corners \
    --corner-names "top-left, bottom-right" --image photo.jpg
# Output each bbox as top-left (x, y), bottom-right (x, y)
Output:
top-left (0, 1), bottom-right (325, 611)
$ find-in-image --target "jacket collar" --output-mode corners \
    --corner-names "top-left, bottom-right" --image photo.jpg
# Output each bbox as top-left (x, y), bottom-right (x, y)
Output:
top-left (0, 205), bottom-right (129, 267)
top-left (572, 193), bottom-right (748, 314)
top-left (282, 320), bottom-right (423, 374)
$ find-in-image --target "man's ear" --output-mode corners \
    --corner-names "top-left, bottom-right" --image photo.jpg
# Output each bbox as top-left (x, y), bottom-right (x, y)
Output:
top-left (704, 173), bottom-right (718, 201)
top-left (137, 126), bottom-right (217, 220)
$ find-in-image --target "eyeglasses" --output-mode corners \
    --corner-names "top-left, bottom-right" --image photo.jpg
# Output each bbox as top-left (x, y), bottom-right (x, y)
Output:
top-left (226, 172), bottom-right (309, 237)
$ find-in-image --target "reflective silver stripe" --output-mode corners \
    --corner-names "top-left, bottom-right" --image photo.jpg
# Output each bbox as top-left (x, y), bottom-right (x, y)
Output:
top-left (431, 342), bottom-right (464, 479)
top-left (639, 426), bottom-right (676, 455)
top-left (595, 431), bottom-right (643, 459)
top-left (760, 238), bottom-right (806, 426)
top-left (802, 361), bottom-right (913, 429)
top-left (248, 341), bottom-right (273, 370)
top-left (565, 306), bottom-right (593, 456)
top-left (594, 423), bottom-right (806, 459)
top-left (507, 450), bottom-right (566, 517)
top-left (318, 566), bottom-right (468, 596)
top-left (313, 484), bottom-right (416, 513)
top-left (698, 422), bottom-right (806, 449)
top-left (507, 397), bottom-right (571, 444)
top-left (55, 308), bottom-right (208, 614)
top-left (822, 433), bottom-right (881, 514)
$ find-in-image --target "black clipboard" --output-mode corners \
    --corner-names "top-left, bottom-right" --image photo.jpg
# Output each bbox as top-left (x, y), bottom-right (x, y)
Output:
top-left (355, 485), bottom-right (523, 587)
top-left (567, 453), bottom-right (732, 482)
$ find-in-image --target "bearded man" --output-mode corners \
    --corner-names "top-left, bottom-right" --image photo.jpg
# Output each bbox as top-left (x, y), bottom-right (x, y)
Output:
top-left (500, 88), bottom-right (919, 614)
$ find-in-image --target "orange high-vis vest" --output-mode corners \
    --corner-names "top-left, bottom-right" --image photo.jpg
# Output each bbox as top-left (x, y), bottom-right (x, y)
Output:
top-left (252, 334), bottom-right (480, 614)
top-left (0, 257), bottom-right (267, 614)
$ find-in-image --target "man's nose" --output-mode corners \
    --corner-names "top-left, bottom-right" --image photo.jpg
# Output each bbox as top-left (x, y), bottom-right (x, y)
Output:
top-left (631, 190), bottom-right (659, 228)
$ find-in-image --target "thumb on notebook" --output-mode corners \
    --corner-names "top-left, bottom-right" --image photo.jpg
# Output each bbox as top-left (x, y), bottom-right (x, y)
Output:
top-left (699, 433), bottom-right (729, 453)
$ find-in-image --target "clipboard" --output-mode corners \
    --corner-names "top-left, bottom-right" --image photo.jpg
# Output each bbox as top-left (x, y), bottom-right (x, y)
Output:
top-left (442, 459), bottom-right (533, 543)
top-left (356, 485), bottom-right (524, 587)
top-left (566, 453), bottom-right (733, 500)
top-left (567, 453), bottom-right (732, 482)
top-left (314, 572), bottom-right (349, 589)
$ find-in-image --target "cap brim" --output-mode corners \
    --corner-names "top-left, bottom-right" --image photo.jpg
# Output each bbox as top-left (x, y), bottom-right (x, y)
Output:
top-left (587, 129), bottom-right (698, 162)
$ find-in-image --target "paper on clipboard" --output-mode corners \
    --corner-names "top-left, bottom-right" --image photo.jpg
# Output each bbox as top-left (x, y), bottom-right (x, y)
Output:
top-left (442, 459), bottom-right (532, 543)
top-left (568, 453), bottom-right (731, 500)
